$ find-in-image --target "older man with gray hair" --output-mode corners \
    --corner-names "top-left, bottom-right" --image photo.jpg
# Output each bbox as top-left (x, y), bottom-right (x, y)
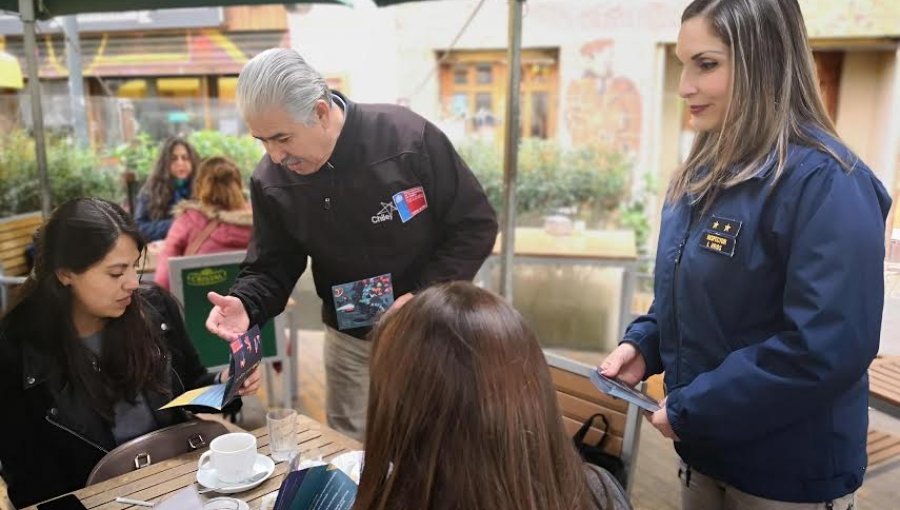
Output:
top-left (205, 48), bottom-right (498, 440)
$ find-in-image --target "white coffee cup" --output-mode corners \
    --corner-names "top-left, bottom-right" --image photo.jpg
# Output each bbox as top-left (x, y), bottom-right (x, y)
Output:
top-left (198, 432), bottom-right (257, 484)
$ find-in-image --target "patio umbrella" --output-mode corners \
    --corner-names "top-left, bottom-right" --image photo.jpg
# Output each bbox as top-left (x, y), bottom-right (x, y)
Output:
top-left (0, 0), bottom-right (353, 17)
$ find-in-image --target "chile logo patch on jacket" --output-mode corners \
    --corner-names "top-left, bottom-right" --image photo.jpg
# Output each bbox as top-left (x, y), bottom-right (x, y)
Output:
top-left (392, 186), bottom-right (428, 223)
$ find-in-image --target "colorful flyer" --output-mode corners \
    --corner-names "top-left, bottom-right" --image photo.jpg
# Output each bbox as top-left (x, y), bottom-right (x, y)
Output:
top-left (160, 325), bottom-right (262, 410)
top-left (332, 274), bottom-right (395, 330)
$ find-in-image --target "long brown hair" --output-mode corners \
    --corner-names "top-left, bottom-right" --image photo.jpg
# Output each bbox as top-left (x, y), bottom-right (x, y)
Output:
top-left (193, 157), bottom-right (247, 212)
top-left (2, 198), bottom-right (168, 419)
top-left (355, 282), bottom-right (590, 510)
top-left (140, 137), bottom-right (199, 220)
top-left (668, 0), bottom-right (855, 206)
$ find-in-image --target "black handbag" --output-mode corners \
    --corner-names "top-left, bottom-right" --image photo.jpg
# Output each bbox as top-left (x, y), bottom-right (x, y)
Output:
top-left (572, 412), bottom-right (628, 487)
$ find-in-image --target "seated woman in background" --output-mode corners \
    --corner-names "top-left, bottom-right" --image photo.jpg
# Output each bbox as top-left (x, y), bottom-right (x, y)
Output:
top-left (355, 282), bottom-right (631, 510)
top-left (155, 156), bottom-right (252, 290)
top-left (0, 198), bottom-right (260, 508)
top-left (135, 136), bottom-right (199, 241)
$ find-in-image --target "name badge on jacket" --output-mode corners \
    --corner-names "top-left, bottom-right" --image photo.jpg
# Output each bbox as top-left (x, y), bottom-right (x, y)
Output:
top-left (699, 215), bottom-right (742, 257)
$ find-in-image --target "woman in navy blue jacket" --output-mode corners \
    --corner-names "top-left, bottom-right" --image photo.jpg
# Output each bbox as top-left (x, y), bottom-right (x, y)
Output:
top-left (601, 0), bottom-right (891, 508)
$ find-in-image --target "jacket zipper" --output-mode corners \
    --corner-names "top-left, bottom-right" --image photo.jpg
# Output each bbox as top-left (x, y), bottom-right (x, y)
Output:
top-left (171, 364), bottom-right (185, 395)
top-left (672, 208), bottom-right (695, 384)
top-left (45, 414), bottom-right (109, 454)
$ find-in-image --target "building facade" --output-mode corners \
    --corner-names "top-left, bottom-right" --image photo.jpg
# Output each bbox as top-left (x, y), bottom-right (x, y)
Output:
top-left (288, 0), bottom-right (900, 244)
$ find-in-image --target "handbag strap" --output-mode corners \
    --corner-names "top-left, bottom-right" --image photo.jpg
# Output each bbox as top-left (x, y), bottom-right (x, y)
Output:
top-left (573, 412), bottom-right (612, 449)
top-left (185, 218), bottom-right (220, 256)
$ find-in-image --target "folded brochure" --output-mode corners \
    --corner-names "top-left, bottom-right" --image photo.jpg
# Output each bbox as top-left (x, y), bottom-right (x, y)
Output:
top-left (161, 325), bottom-right (262, 411)
top-left (589, 369), bottom-right (661, 413)
top-left (274, 464), bottom-right (358, 510)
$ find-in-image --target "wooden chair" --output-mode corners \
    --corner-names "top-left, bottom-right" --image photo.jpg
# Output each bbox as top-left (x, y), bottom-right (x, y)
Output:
top-left (545, 352), bottom-right (643, 495)
top-left (0, 211), bottom-right (42, 311)
top-left (86, 419), bottom-right (228, 485)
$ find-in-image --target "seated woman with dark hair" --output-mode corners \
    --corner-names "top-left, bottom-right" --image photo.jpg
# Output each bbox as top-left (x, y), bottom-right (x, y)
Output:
top-left (0, 198), bottom-right (260, 508)
top-left (355, 282), bottom-right (631, 510)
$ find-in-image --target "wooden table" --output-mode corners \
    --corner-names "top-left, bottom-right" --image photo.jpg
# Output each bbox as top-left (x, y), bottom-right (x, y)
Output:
top-left (25, 415), bottom-right (361, 510)
top-left (482, 227), bottom-right (638, 338)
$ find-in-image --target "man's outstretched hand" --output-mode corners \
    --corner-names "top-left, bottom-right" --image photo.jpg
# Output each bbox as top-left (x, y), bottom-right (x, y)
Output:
top-left (205, 292), bottom-right (250, 341)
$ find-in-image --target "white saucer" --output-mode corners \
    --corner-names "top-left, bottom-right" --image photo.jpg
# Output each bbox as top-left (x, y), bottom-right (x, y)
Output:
top-left (197, 453), bottom-right (275, 494)
top-left (203, 497), bottom-right (250, 510)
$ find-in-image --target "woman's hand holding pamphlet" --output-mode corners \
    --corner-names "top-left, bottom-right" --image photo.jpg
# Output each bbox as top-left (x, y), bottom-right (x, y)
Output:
top-left (589, 369), bottom-right (661, 413)
top-left (160, 325), bottom-right (262, 411)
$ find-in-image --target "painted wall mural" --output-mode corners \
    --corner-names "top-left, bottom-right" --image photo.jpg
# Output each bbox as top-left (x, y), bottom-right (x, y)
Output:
top-left (565, 39), bottom-right (642, 156)
top-left (4, 29), bottom-right (288, 78)
top-left (800, 0), bottom-right (900, 38)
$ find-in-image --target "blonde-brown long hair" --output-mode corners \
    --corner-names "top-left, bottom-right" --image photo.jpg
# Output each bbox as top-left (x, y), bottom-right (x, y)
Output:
top-left (355, 282), bottom-right (590, 510)
top-left (668, 0), bottom-right (855, 206)
top-left (193, 156), bottom-right (247, 212)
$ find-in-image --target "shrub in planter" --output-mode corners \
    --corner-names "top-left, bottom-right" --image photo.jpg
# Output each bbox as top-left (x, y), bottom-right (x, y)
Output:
top-left (0, 130), bottom-right (121, 217)
top-left (456, 138), bottom-right (632, 226)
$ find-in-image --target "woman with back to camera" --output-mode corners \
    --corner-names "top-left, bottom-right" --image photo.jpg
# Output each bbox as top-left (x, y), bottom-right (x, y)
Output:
top-left (135, 136), bottom-right (199, 241)
top-left (600, 0), bottom-right (890, 508)
top-left (354, 282), bottom-right (631, 510)
top-left (154, 156), bottom-right (253, 290)
top-left (0, 198), bottom-right (259, 508)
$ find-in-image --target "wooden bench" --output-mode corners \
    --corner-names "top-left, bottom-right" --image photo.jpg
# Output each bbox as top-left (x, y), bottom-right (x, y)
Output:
top-left (867, 429), bottom-right (900, 468)
top-left (0, 211), bottom-right (42, 310)
top-left (869, 356), bottom-right (900, 417)
top-left (545, 352), bottom-right (642, 494)
top-left (867, 356), bottom-right (900, 469)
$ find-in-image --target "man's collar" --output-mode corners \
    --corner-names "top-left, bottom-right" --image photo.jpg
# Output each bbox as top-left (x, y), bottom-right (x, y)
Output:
top-left (332, 93), bottom-right (347, 112)
top-left (328, 90), bottom-right (357, 170)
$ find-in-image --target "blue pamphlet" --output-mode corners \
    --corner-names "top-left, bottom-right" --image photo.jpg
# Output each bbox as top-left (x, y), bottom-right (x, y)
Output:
top-left (274, 464), bottom-right (358, 510)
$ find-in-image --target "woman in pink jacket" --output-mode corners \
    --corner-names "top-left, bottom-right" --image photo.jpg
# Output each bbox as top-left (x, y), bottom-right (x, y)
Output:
top-left (154, 157), bottom-right (252, 289)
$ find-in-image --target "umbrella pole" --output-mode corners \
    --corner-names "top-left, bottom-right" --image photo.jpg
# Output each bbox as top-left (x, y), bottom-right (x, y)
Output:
top-left (63, 15), bottom-right (90, 149)
top-left (499, 0), bottom-right (524, 299)
top-left (20, 0), bottom-right (51, 218)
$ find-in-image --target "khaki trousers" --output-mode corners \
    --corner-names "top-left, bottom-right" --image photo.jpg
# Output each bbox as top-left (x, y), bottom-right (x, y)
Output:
top-left (323, 326), bottom-right (372, 442)
top-left (680, 462), bottom-right (856, 510)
